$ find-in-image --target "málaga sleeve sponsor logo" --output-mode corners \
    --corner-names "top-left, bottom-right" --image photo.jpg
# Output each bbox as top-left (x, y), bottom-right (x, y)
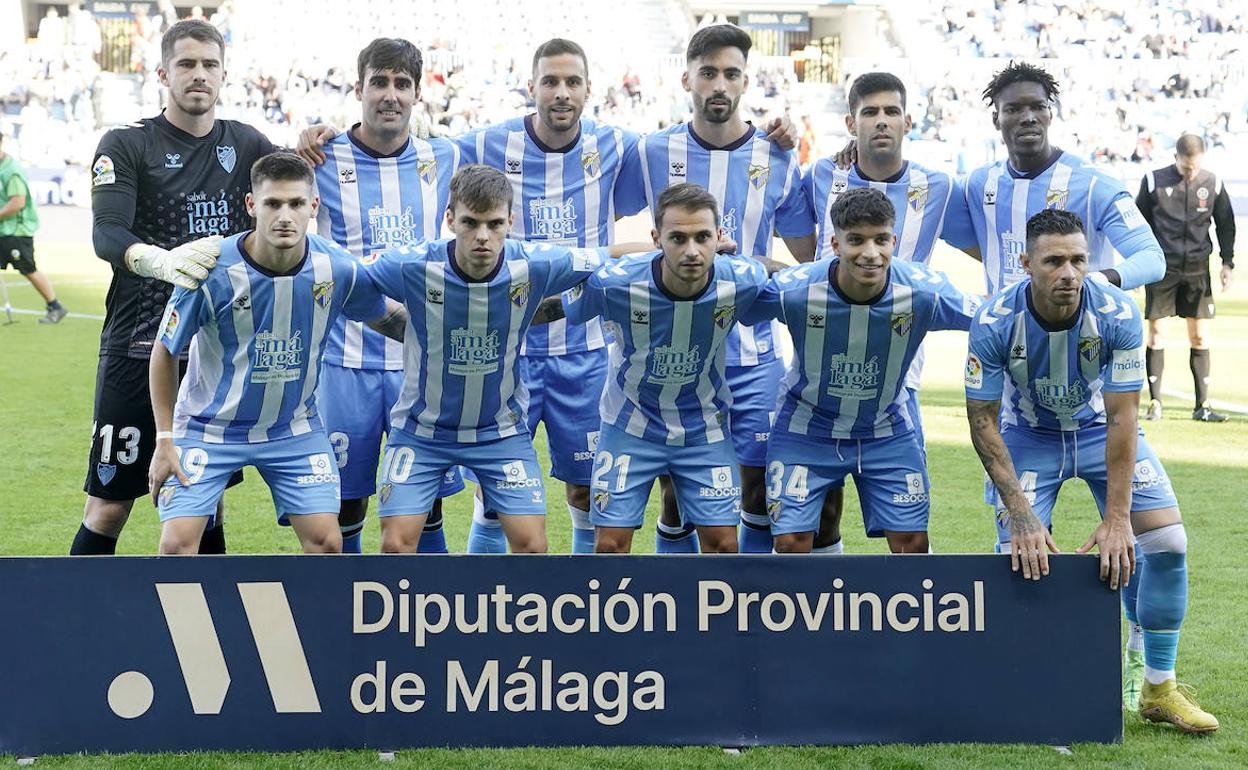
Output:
top-left (1115, 197), bottom-right (1146, 229)
top-left (1111, 346), bottom-right (1145, 383)
top-left (106, 582), bottom-right (320, 719)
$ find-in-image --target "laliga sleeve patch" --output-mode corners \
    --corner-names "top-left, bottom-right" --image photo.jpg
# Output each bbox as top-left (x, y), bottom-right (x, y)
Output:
top-left (160, 307), bottom-right (179, 342)
top-left (1114, 198), bottom-right (1147, 230)
top-left (571, 248), bottom-right (603, 272)
top-left (93, 155), bottom-right (116, 186)
top-left (965, 353), bottom-right (984, 389)
top-left (1111, 346), bottom-right (1146, 383)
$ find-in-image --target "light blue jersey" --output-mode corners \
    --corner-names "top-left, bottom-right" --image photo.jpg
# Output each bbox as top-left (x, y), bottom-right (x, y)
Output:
top-left (745, 259), bottom-right (978, 440)
top-left (562, 252), bottom-right (769, 446)
top-left (364, 238), bottom-right (606, 443)
top-left (620, 122), bottom-right (815, 366)
top-left (456, 116), bottom-right (643, 356)
top-left (805, 160), bottom-right (958, 263)
top-left (315, 129), bottom-right (461, 369)
top-left (158, 233), bottom-right (386, 443)
top-left (948, 150), bottom-right (1164, 294)
top-left (965, 277), bottom-right (1147, 431)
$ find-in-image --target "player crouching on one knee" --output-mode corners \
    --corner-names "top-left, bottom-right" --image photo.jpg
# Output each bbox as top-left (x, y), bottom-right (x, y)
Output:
top-left (748, 188), bottom-right (980, 554)
top-left (148, 152), bottom-right (408, 555)
top-left (965, 208), bottom-right (1217, 734)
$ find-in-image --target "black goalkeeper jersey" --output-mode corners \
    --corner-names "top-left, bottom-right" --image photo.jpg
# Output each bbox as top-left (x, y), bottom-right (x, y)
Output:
top-left (90, 113), bottom-right (276, 358)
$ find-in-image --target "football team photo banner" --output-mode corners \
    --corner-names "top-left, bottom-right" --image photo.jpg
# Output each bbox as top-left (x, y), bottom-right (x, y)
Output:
top-left (0, 554), bottom-right (1120, 754)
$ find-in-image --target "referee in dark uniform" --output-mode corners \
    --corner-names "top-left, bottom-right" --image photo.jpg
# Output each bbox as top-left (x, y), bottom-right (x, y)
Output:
top-left (1136, 134), bottom-right (1236, 423)
top-left (71, 20), bottom-right (276, 555)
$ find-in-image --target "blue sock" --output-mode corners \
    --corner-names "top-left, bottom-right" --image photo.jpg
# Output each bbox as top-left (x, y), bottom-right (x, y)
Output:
top-left (341, 531), bottom-right (363, 554)
top-left (1120, 543), bottom-right (1142, 625)
top-left (655, 521), bottom-right (699, 554)
top-left (738, 511), bottom-right (773, 554)
top-left (1137, 550), bottom-right (1187, 675)
top-left (417, 526), bottom-right (448, 554)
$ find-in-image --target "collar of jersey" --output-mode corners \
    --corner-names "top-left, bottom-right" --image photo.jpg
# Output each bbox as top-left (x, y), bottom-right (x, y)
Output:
top-left (346, 123), bottom-right (411, 159)
top-left (1025, 282), bottom-right (1084, 332)
top-left (687, 122), bottom-right (755, 152)
top-left (447, 240), bottom-right (505, 283)
top-left (828, 258), bottom-right (890, 305)
top-left (524, 114), bottom-right (582, 154)
top-left (1006, 147), bottom-right (1063, 180)
top-left (651, 254), bottom-right (716, 301)
top-left (853, 161), bottom-right (909, 184)
top-left (156, 111), bottom-right (222, 144)
top-left (237, 231), bottom-right (309, 277)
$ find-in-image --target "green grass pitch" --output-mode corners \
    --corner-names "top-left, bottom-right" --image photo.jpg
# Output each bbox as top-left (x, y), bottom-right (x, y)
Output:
top-left (2, 212), bottom-right (1246, 767)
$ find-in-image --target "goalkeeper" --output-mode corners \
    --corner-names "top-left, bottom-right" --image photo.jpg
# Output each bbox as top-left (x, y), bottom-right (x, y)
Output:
top-left (72, 19), bottom-right (279, 556)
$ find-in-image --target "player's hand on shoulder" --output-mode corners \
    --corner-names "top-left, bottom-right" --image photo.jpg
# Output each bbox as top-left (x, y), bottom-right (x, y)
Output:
top-left (764, 115), bottom-right (797, 151)
top-left (716, 233), bottom-right (739, 255)
top-left (296, 124), bottom-right (339, 167)
top-left (125, 235), bottom-right (222, 290)
top-left (834, 139), bottom-right (857, 170)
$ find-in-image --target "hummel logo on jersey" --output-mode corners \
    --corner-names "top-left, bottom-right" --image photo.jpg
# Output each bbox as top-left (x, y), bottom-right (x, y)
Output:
top-left (216, 145), bottom-right (237, 173)
top-left (339, 168), bottom-right (356, 184)
top-left (426, 287), bottom-right (444, 304)
top-left (165, 153), bottom-right (183, 169)
top-left (808, 312), bottom-right (825, 329)
top-left (983, 189), bottom-right (997, 205)
top-left (506, 159), bottom-right (522, 174)
top-left (631, 309), bottom-right (649, 325)
top-left (234, 294), bottom-right (251, 311)
top-left (669, 160), bottom-right (686, 178)
top-left (1011, 343), bottom-right (1026, 359)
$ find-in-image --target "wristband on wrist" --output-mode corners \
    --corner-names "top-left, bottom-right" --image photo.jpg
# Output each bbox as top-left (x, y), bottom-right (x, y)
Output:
top-left (156, 431), bottom-right (174, 441)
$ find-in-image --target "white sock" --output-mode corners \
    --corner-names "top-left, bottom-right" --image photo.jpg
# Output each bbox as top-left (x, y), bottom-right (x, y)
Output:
top-left (567, 505), bottom-right (592, 531)
top-left (472, 493), bottom-right (500, 528)
top-left (812, 540), bottom-right (843, 555)
top-left (1144, 666), bottom-right (1175, 685)
top-left (1127, 622), bottom-right (1144, 653)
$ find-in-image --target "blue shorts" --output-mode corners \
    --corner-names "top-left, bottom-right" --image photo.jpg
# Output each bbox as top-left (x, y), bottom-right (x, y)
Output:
top-left (318, 364), bottom-right (463, 500)
top-left (590, 423), bottom-right (741, 529)
top-left (991, 424), bottom-right (1179, 543)
top-left (766, 428), bottom-right (930, 537)
top-left (158, 432), bottom-right (340, 525)
top-left (725, 359), bottom-right (782, 468)
top-left (521, 349), bottom-right (607, 486)
top-left (826, 387), bottom-right (925, 493)
top-left (378, 428), bottom-right (546, 518)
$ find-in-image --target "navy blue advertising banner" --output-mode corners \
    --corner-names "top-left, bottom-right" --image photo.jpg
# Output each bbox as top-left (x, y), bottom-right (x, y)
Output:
top-left (0, 555), bottom-right (1121, 754)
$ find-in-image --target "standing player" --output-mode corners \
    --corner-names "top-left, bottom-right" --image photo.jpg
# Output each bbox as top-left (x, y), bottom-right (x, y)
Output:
top-left (752, 188), bottom-right (978, 553)
top-left (558, 184), bottom-right (772, 553)
top-left (454, 39), bottom-right (645, 554)
top-left (314, 38), bottom-right (464, 554)
top-left (966, 209), bottom-right (1217, 733)
top-left (620, 24), bottom-right (816, 554)
top-left (0, 131), bottom-right (68, 323)
top-left (1137, 134), bottom-right (1236, 423)
top-left (948, 61), bottom-right (1164, 295)
top-left (74, 20), bottom-right (276, 555)
top-left (361, 165), bottom-right (647, 553)
top-left (149, 152), bottom-right (407, 554)
top-left (801, 71), bottom-right (971, 555)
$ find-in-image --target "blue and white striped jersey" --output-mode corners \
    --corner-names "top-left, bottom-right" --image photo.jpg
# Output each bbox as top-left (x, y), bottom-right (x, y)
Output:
top-left (563, 252), bottom-right (768, 446)
top-left (744, 259), bottom-right (978, 440)
top-left (365, 238), bottom-right (607, 443)
top-left (455, 115), bottom-right (643, 356)
top-left (158, 232), bottom-right (386, 443)
top-left (965, 277), bottom-right (1146, 431)
top-left (948, 150), bottom-right (1164, 294)
top-left (619, 122), bottom-right (815, 366)
top-left (314, 129), bottom-right (461, 370)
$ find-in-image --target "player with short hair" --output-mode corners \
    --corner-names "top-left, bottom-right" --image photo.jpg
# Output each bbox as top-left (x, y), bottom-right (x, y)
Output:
top-left (314, 38), bottom-right (465, 554)
top-left (149, 152), bottom-right (407, 554)
top-left (75, 19), bottom-right (277, 556)
top-left (361, 164), bottom-right (647, 553)
top-left (800, 70), bottom-right (972, 555)
top-left (619, 23), bottom-right (816, 554)
top-left (1137, 133), bottom-right (1237, 423)
top-left (752, 188), bottom-right (978, 553)
top-left (0, 131), bottom-right (68, 323)
top-left (554, 183), bottom-right (773, 553)
top-left (949, 61), bottom-right (1164, 295)
top-left (453, 38), bottom-right (646, 554)
top-left (966, 209), bottom-right (1217, 733)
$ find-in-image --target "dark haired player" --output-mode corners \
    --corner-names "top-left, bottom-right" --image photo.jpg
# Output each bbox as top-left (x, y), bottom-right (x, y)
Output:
top-left (966, 209), bottom-right (1216, 734)
top-left (74, 19), bottom-right (277, 555)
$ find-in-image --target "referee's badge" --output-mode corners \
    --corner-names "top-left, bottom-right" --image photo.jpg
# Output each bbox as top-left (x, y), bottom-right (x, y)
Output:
top-left (216, 145), bottom-right (237, 173)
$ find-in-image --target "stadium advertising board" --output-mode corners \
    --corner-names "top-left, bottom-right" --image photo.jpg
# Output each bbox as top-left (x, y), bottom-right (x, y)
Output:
top-left (0, 554), bottom-right (1120, 754)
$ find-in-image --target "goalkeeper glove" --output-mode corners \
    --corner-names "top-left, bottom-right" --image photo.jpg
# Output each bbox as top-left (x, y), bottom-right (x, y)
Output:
top-left (124, 235), bottom-right (222, 290)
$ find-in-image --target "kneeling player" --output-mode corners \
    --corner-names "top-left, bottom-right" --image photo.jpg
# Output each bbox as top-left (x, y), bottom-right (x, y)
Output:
top-left (554, 184), bottom-right (771, 553)
top-left (149, 153), bottom-right (407, 554)
top-left (966, 209), bottom-right (1217, 733)
top-left (747, 188), bottom-right (978, 553)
